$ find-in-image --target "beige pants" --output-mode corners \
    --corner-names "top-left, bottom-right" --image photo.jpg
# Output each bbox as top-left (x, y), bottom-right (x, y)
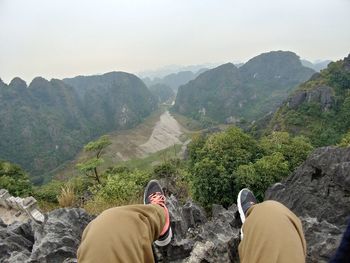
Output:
top-left (239, 200), bottom-right (306, 263)
top-left (78, 201), bottom-right (306, 263)
top-left (77, 204), bottom-right (165, 263)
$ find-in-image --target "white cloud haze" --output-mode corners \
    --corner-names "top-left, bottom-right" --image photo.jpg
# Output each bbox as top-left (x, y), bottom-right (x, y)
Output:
top-left (0, 0), bottom-right (349, 83)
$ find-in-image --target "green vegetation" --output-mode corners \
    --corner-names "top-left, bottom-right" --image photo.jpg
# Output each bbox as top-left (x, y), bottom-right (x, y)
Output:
top-left (268, 54), bottom-right (350, 147)
top-left (97, 168), bottom-right (149, 202)
top-left (0, 124), bottom-right (314, 214)
top-left (0, 161), bottom-right (32, 196)
top-left (4, 53), bottom-right (349, 215)
top-left (236, 153), bottom-right (289, 200)
top-left (77, 135), bottom-right (111, 184)
top-left (186, 127), bottom-right (313, 208)
top-left (259, 132), bottom-right (313, 171)
top-left (338, 131), bottom-right (350, 147)
top-left (0, 72), bottom-right (157, 182)
top-left (174, 51), bottom-right (314, 124)
top-left (148, 83), bottom-right (175, 104)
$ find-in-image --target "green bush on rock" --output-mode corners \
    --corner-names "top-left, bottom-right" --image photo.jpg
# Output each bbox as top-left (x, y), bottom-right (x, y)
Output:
top-left (0, 161), bottom-right (32, 197)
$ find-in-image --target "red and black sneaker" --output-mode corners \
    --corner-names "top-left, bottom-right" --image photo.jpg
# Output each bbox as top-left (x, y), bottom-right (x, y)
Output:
top-left (144, 180), bottom-right (172, 246)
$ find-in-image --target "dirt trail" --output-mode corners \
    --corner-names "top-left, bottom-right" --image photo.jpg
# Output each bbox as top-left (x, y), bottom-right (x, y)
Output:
top-left (137, 111), bottom-right (183, 156)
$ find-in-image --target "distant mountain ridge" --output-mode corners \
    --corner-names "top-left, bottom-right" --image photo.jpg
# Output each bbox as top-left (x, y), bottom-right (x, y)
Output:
top-left (174, 51), bottom-right (315, 125)
top-left (137, 63), bottom-right (218, 80)
top-left (147, 83), bottom-right (175, 104)
top-left (143, 68), bottom-right (208, 92)
top-left (301, 59), bottom-right (332, 72)
top-left (0, 72), bottom-right (157, 182)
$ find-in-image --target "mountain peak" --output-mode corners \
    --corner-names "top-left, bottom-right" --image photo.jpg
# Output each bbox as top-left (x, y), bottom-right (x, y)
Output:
top-left (240, 51), bottom-right (314, 81)
top-left (174, 51), bottom-right (315, 123)
top-left (213, 62), bottom-right (237, 72)
top-left (9, 77), bottom-right (27, 89)
top-left (29, 77), bottom-right (51, 88)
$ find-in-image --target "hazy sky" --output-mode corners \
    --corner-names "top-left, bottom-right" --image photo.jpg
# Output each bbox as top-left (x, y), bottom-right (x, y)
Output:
top-left (0, 0), bottom-right (349, 83)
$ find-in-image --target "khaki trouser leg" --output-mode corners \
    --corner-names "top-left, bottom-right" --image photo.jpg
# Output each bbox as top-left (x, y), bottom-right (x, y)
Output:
top-left (77, 204), bottom-right (165, 263)
top-left (239, 200), bottom-right (306, 263)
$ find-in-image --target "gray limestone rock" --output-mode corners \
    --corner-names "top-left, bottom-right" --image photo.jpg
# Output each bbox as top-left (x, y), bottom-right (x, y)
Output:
top-left (266, 146), bottom-right (350, 226)
top-left (266, 146), bottom-right (350, 262)
top-left (29, 208), bottom-right (94, 263)
top-left (0, 208), bottom-right (94, 263)
top-left (301, 216), bottom-right (343, 263)
top-left (0, 220), bottom-right (32, 263)
top-left (155, 197), bottom-right (240, 262)
top-left (287, 85), bottom-right (334, 110)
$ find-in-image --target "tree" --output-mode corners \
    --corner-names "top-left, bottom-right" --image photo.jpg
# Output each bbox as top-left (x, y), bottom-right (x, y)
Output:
top-left (190, 158), bottom-right (232, 208)
top-left (187, 127), bottom-right (260, 208)
top-left (77, 135), bottom-right (111, 184)
top-left (259, 132), bottom-right (313, 171)
top-left (0, 161), bottom-right (32, 196)
top-left (236, 153), bottom-right (289, 200)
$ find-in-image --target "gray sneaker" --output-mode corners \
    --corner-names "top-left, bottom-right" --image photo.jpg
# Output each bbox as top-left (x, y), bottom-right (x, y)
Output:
top-left (237, 188), bottom-right (257, 224)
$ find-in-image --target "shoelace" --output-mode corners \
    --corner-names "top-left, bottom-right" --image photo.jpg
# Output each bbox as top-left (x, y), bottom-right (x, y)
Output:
top-left (149, 192), bottom-right (166, 208)
top-left (149, 192), bottom-right (169, 236)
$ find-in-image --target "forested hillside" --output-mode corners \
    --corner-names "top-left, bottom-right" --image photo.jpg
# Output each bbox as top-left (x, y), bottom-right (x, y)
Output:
top-left (0, 72), bottom-right (157, 182)
top-left (268, 54), bottom-right (350, 146)
top-left (174, 51), bottom-right (315, 125)
top-left (148, 83), bottom-right (175, 104)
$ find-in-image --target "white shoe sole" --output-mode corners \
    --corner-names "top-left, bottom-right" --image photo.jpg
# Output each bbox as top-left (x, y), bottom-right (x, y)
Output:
top-left (155, 227), bottom-right (172, 247)
top-left (237, 189), bottom-right (247, 224)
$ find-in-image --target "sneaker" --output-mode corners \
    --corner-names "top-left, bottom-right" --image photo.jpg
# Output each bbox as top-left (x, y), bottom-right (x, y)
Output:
top-left (144, 180), bottom-right (172, 246)
top-left (237, 188), bottom-right (257, 224)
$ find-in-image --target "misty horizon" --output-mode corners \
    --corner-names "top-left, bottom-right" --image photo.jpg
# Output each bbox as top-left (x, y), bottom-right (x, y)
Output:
top-left (1, 0), bottom-right (349, 83)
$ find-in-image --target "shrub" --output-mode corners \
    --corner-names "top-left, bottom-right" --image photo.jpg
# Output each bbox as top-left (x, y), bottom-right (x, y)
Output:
top-left (338, 131), bottom-right (350, 147)
top-left (34, 180), bottom-right (64, 203)
top-left (236, 153), bottom-right (289, 200)
top-left (58, 184), bottom-right (76, 207)
top-left (259, 132), bottom-right (313, 171)
top-left (95, 169), bottom-right (150, 205)
top-left (0, 161), bottom-right (32, 197)
top-left (152, 159), bottom-right (189, 200)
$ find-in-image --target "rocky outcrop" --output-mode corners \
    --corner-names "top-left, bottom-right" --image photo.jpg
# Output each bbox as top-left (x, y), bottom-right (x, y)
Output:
top-left (266, 146), bottom-right (350, 262)
top-left (287, 85), bottom-right (334, 110)
top-left (0, 189), bottom-right (44, 224)
top-left (155, 197), bottom-right (240, 263)
top-left (0, 208), bottom-right (94, 263)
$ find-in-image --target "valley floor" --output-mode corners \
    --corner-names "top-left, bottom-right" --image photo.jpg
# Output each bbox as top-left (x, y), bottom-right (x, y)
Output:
top-left (53, 107), bottom-right (191, 180)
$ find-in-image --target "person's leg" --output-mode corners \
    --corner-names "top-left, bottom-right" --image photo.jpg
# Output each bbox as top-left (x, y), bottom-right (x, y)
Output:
top-left (77, 204), bottom-right (165, 263)
top-left (78, 180), bottom-right (172, 263)
top-left (238, 200), bottom-right (306, 263)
